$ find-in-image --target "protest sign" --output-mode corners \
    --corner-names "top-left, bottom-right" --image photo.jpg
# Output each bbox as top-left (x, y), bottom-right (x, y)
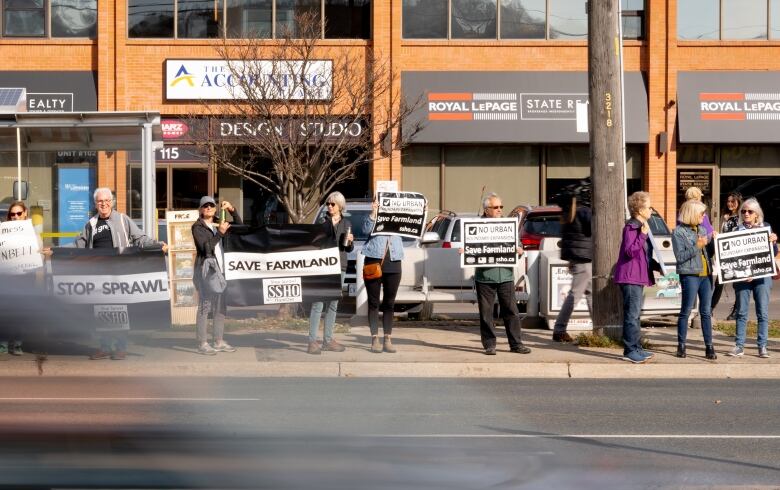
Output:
top-left (371, 192), bottom-right (427, 239)
top-left (0, 219), bottom-right (43, 275)
top-left (460, 218), bottom-right (518, 268)
top-left (715, 227), bottom-right (777, 284)
top-left (51, 248), bottom-right (171, 331)
top-left (222, 224), bottom-right (342, 306)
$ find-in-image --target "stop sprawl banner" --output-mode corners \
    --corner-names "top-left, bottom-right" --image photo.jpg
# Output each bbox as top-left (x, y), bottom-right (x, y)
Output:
top-left (51, 248), bottom-right (171, 331)
top-left (222, 224), bottom-right (342, 306)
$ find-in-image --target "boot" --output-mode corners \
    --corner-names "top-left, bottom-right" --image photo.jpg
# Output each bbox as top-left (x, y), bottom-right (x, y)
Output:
top-left (383, 335), bottom-right (397, 353)
top-left (705, 345), bottom-right (717, 360)
top-left (370, 336), bottom-right (382, 353)
top-left (676, 344), bottom-right (686, 358)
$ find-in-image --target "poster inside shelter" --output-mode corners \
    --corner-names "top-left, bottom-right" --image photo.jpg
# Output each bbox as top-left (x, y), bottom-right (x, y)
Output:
top-left (460, 218), bottom-right (518, 268)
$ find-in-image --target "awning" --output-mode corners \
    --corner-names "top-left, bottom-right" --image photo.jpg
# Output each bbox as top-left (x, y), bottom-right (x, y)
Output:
top-left (678, 71), bottom-right (780, 143)
top-left (402, 71), bottom-right (649, 144)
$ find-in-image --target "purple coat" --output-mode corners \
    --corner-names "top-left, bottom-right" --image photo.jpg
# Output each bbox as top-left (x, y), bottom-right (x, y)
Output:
top-left (613, 218), bottom-right (656, 287)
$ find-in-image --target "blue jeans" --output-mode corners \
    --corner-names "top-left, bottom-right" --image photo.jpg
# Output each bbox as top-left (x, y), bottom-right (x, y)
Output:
top-left (99, 331), bottom-right (127, 352)
top-left (677, 275), bottom-right (713, 346)
top-left (309, 300), bottom-right (339, 342)
top-left (620, 284), bottom-right (644, 356)
top-left (734, 276), bottom-right (772, 349)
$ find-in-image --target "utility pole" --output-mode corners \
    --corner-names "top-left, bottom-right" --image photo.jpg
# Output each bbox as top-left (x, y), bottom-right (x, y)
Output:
top-left (588, 0), bottom-right (626, 339)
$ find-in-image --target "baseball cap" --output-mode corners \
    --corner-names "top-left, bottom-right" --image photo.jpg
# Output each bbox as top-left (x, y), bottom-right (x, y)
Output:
top-left (199, 196), bottom-right (216, 208)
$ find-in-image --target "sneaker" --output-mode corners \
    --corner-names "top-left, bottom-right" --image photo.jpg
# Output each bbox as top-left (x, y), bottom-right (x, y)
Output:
top-left (322, 339), bottom-right (346, 352)
top-left (214, 342), bottom-right (237, 353)
top-left (9, 342), bottom-right (23, 356)
top-left (552, 332), bottom-right (573, 343)
top-left (89, 350), bottom-right (111, 360)
top-left (484, 346), bottom-right (497, 356)
top-left (307, 341), bottom-right (322, 355)
top-left (510, 344), bottom-right (532, 354)
top-left (622, 350), bottom-right (649, 364)
top-left (727, 346), bottom-right (744, 357)
top-left (197, 343), bottom-right (217, 356)
top-left (759, 346), bottom-right (770, 359)
top-left (640, 349), bottom-right (655, 359)
top-left (111, 351), bottom-right (126, 360)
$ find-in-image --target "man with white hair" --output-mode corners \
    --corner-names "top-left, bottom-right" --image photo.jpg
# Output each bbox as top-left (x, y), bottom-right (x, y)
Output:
top-left (74, 187), bottom-right (168, 360)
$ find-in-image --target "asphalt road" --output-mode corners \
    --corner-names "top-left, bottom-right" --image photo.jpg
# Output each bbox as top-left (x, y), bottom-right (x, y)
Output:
top-left (1, 377), bottom-right (779, 489)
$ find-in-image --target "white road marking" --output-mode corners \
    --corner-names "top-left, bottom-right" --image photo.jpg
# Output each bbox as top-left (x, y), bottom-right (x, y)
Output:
top-left (0, 397), bottom-right (260, 402)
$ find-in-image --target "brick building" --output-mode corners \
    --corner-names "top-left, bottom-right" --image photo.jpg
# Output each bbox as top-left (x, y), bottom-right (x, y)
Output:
top-left (1, 0), bottom-right (779, 238)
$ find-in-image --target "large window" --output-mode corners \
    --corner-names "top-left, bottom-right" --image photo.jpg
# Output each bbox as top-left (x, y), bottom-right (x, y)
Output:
top-left (679, 0), bottom-right (779, 40)
top-left (1, 0), bottom-right (96, 38)
top-left (403, 0), bottom-right (643, 40)
top-left (129, 0), bottom-right (370, 39)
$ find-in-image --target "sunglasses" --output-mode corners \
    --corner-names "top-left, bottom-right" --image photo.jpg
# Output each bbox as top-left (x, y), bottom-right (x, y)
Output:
top-left (201, 203), bottom-right (216, 209)
top-left (326, 202), bottom-right (337, 207)
top-left (487, 205), bottom-right (504, 210)
top-left (8, 211), bottom-right (23, 217)
top-left (741, 209), bottom-right (755, 214)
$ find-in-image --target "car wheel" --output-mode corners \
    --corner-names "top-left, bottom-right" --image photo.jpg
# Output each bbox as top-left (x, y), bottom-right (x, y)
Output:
top-left (408, 302), bottom-right (433, 321)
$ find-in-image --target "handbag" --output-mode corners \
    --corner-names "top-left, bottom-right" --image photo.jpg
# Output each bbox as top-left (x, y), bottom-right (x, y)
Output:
top-left (363, 240), bottom-right (389, 281)
top-left (202, 256), bottom-right (227, 294)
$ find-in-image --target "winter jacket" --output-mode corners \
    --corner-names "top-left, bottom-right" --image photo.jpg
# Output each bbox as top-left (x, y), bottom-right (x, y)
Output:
top-left (613, 218), bottom-right (656, 286)
top-left (192, 209), bottom-right (243, 292)
top-left (672, 224), bottom-right (710, 275)
top-left (361, 216), bottom-right (404, 261)
top-left (317, 213), bottom-right (354, 272)
top-left (560, 206), bottom-right (592, 263)
top-left (73, 211), bottom-right (161, 249)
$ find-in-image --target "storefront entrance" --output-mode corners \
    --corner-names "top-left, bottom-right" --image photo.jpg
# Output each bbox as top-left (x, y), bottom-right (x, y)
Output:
top-left (676, 165), bottom-right (719, 226)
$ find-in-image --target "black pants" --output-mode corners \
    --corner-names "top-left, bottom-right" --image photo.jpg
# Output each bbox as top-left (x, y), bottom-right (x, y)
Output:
top-left (476, 281), bottom-right (524, 349)
top-left (365, 272), bottom-right (402, 336)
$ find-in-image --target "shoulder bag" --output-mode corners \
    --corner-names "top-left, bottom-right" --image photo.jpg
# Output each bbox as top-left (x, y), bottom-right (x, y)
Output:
top-left (363, 240), bottom-right (389, 281)
top-left (202, 256), bottom-right (227, 293)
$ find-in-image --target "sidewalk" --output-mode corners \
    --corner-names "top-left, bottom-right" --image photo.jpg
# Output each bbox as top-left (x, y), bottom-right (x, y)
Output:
top-left (1, 319), bottom-right (778, 379)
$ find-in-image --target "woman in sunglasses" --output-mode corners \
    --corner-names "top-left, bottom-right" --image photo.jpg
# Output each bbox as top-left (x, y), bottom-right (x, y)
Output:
top-left (728, 198), bottom-right (777, 359)
top-left (713, 191), bottom-right (743, 320)
top-left (192, 196), bottom-right (242, 355)
top-left (307, 191), bottom-right (353, 354)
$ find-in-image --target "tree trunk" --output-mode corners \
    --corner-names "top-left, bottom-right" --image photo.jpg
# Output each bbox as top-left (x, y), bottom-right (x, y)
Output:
top-left (588, 0), bottom-right (625, 340)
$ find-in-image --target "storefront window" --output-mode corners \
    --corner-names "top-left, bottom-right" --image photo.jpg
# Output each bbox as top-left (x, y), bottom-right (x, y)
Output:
top-left (678, 0), bottom-right (719, 39)
top-left (226, 0), bottom-right (272, 38)
top-left (324, 0), bottom-right (370, 39)
top-left (178, 0), bottom-right (222, 38)
top-left (549, 0), bottom-right (586, 39)
top-left (128, 0), bottom-right (175, 37)
top-left (723, 0), bottom-right (766, 39)
top-left (402, 0), bottom-right (447, 38)
top-left (679, 0), bottom-right (776, 40)
top-left (773, 0), bottom-right (780, 38)
top-left (500, 0), bottom-right (545, 39)
top-left (3, 0), bottom-right (45, 37)
top-left (51, 0), bottom-right (97, 37)
top-left (276, 0), bottom-right (321, 37)
top-left (451, 0), bottom-right (496, 39)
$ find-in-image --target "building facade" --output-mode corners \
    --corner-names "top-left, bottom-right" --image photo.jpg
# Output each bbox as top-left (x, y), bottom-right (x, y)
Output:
top-left (1, 0), bottom-right (779, 237)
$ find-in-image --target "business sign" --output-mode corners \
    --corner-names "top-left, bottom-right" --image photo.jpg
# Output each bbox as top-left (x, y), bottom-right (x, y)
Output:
top-left (715, 228), bottom-right (778, 284)
top-left (403, 71), bottom-right (649, 143)
top-left (678, 72), bottom-right (780, 143)
top-left (222, 224), bottom-right (342, 306)
top-left (51, 248), bottom-right (172, 330)
top-left (26, 93), bottom-right (73, 112)
top-left (0, 219), bottom-right (43, 275)
top-left (371, 192), bottom-right (427, 239)
top-left (127, 145), bottom-right (208, 164)
top-left (0, 71), bottom-right (97, 111)
top-left (460, 218), bottom-right (518, 268)
top-left (57, 167), bottom-right (94, 246)
top-left (166, 59), bottom-right (332, 100)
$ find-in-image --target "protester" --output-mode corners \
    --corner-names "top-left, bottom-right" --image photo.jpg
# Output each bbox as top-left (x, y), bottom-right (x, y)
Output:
top-left (672, 200), bottom-right (716, 360)
top-left (553, 181), bottom-right (592, 343)
top-left (0, 201), bottom-right (51, 356)
top-left (75, 188), bottom-right (167, 360)
top-left (307, 192), bottom-right (353, 355)
top-left (192, 196), bottom-right (242, 355)
top-left (727, 198), bottom-right (777, 358)
top-left (613, 191), bottom-right (659, 364)
top-left (362, 198), bottom-right (404, 353)
top-left (712, 191), bottom-right (743, 319)
top-left (683, 186), bottom-right (714, 238)
top-left (469, 193), bottom-right (530, 355)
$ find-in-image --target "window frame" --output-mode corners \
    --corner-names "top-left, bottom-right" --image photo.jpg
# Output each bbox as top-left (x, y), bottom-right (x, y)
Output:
top-left (1, 0), bottom-right (97, 39)
top-left (678, 0), bottom-right (779, 41)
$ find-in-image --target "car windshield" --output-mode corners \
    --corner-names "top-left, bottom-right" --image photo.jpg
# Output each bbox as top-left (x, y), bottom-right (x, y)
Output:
top-left (523, 214), bottom-right (562, 236)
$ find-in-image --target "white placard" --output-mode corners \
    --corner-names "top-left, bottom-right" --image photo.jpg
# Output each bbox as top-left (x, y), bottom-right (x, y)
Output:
top-left (224, 248), bottom-right (341, 281)
top-left (715, 227), bottom-right (777, 283)
top-left (52, 272), bottom-right (170, 304)
top-left (460, 218), bottom-right (518, 268)
top-left (0, 219), bottom-right (43, 275)
top-left (262, 277), bottom-right (303, 304)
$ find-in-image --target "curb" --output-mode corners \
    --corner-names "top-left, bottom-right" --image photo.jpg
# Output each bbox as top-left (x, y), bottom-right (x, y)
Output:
top-left (3, 360), bottom-right (780, 379)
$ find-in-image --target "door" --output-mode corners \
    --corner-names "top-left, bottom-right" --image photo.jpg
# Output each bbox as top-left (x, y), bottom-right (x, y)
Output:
top-left (676, 166), bottom-right (720, 227)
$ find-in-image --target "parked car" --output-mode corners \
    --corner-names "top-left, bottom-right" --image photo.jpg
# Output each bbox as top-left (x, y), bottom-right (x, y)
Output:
top-left (517, 205), bottom-right (563, 251)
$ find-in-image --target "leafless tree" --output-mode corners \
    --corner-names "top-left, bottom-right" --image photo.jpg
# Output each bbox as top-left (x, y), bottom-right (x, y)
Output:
top-left (188, 12), bottom-right (422, 223)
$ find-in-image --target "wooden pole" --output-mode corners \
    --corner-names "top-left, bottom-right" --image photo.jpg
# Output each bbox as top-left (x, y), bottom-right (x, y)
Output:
top-left (588, 0), bottom-right (626, 339)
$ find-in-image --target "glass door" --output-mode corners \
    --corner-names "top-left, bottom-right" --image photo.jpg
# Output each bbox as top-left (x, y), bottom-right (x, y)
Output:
top-left (677, 165), bottom-right (720, 226)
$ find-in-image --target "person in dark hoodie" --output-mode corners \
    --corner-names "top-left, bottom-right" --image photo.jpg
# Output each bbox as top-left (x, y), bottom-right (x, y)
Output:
top-left (552, 180), bottom-right (592, 343)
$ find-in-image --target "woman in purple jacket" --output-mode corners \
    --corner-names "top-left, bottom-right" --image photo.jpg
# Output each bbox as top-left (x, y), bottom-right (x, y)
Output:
top-left (614, 191), bottom-right (659, 364)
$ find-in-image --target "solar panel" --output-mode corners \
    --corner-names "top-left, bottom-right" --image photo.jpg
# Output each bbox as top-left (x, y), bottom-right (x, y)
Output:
top-left (0, 87), bottom-right (26, 113)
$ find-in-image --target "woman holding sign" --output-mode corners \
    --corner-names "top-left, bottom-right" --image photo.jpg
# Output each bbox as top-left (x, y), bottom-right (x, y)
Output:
top-left (672, 200), bottom-right (716, 360)
top-left (362, 199), bottom-right (404, 353)
top-left (307, 192), bottom-right (353, 355)
top-left (728, 198), bottom-right (777, 359)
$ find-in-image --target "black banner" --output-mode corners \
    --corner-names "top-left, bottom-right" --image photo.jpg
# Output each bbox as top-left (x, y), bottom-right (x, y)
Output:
top-left (50, 248), bottom-right (172, 330)
top-left (460, 218), bottom-right (518, 268)
top-left (371, 192), bottom-right (428, 239)
top-left (715, 227), bottom-right (778, 284)
top-left (222, 225), bottom-right (342, 306)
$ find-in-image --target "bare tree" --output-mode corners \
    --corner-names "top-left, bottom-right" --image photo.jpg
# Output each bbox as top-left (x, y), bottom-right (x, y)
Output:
top-left (187, 12), bottom-right (421, 223)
